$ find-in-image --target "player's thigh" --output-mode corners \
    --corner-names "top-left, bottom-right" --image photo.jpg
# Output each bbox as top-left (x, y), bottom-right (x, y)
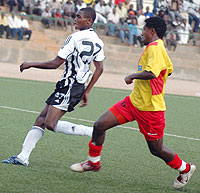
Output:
top-left (45, 105), bottom-right (66, 127)
top-left (94, 110), bottom-right (120, 131)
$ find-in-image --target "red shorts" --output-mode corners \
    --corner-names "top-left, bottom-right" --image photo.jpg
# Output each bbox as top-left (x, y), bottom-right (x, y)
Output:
top-left (109, 96), bottom-right (165, 141)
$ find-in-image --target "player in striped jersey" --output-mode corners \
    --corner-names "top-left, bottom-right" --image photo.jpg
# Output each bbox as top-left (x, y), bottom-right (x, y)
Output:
top-left (2, 7), bottom-right (105, 166)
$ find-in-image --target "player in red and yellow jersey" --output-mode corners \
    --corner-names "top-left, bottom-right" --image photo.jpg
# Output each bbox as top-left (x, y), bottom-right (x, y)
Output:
top-left (70, 17), bottom-right (196, 189)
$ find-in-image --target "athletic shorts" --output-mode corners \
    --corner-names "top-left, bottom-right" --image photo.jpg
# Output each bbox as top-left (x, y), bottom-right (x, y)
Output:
top-left (109, 96), bottom-right (165, 141)
top-left (46, 80), bottom-right (85, 112)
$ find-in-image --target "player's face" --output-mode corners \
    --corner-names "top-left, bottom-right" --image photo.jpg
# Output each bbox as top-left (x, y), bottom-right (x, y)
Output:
top-left (142, 25), bottom-right (153, 46)
top-left (74, 11), bottom-right (90, 30)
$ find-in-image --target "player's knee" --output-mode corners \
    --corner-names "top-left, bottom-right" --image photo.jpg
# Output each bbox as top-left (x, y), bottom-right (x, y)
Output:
top-left (149, 147), bottom-right (162, 157)
top-left (35, 115), bottom-right (45, 127)
top-left (45, 120), bottom-right (55, 132)
top-left (93, 120), bottom-right (105, 131)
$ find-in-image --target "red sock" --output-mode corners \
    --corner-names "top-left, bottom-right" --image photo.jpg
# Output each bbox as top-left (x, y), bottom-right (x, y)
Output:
top-left (166, 153), bottom-right (182, 170)
top-left (166, 153), bottom-right (190, 173)
top-left (88, 140), bottom-right (103, 157)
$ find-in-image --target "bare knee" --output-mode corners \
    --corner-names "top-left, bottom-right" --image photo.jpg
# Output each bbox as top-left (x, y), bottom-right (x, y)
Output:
top-left (93, 120), bottom-right (106, 132)
top-left (45, 119), bottom-right (56, 132)
top-left (34, 115), bottom-right (45, 128)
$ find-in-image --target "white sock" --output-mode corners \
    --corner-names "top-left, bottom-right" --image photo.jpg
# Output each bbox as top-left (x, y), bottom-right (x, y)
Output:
top-left (17, 126), bottom-right (44, 163)
top-left (54, 120), bottom-right (93, 138)
top-left (178, 160), bottom-right (187, 172)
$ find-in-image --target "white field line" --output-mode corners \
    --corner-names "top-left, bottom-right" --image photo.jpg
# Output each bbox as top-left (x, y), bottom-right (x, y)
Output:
top-left (0, 105), bottom-right (200, 142)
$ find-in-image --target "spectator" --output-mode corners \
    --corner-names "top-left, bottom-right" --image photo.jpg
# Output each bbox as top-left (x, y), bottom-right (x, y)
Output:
top-left (20, 13), bottom-right (32, 40)
top-left (144, 6), bottom-right (154, 18)
top-left (116, 1), bottom-right (127, 19)
top-left (94, 0), bottom-right (107, 24)
top-left (63, 7), bottom-right (74, 31)
top-left (155, 0), bottom-right (169, 14)
top-left (62, 0), bottom-right (76, 19)
top-left (177, 18), bottom-right (192, 44)
top-left (127, 4), bottom-right (136, 16)
top-left (0, 13), bottom-right (11, 39)
top-left (105, 0), bottom-right (115, 15)
top-left (7, 13), bottom-right (24, 40)
top-left (168, 0), bottom-right (184, 23)
top-left (7, 0), bottom-right (18, 12)
top-left (75, 0), bottom-right (86, 12)
top-left (54, 8), bottom-right (64, 30)
top-left (166, 27), bottom-right (177, 51)
top-left (49, 0), bottom-right (61, 14)
top-left (123, 0), bottom-right (130, 10)
top-left (106, 6), bottom-right (119, 36)
top-left (188, 0), bottom-right (200, 33)
top-left (29, 0), bottom-right (43, 16)
top-left (117, 17), bottom-right (133, 46)
top-left (129, 17), bottom-right (143, 47)
top-left (136, 9), bottom-right (145, 36)
top-left (41, 6), bottom-right (53, 28)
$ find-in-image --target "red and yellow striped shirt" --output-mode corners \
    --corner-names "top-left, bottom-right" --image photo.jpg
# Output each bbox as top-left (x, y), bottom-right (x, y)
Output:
top-left (130, 39), bottom-right (173, 111)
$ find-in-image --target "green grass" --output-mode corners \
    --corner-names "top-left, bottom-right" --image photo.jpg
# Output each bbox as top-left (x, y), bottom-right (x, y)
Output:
top-left (0, 77), bottom-right (200, 193)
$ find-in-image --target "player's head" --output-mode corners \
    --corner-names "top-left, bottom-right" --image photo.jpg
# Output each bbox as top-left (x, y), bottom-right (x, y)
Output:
top-left (74, 7), bottom-right (96, 30)
top-left (142, 16), bottom-right (167, 45)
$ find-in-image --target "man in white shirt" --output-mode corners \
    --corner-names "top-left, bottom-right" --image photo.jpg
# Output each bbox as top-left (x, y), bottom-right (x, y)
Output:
top-left (6, 14), bottom-right (24, 40)
top-left (20, 13), bottom-right (32, 41)
top-left (2, 7), bottom-right (105, 166)
top-left (94, 0), bottom-right (107, 24)
top-left (106, 7), bottom-right (119, 36)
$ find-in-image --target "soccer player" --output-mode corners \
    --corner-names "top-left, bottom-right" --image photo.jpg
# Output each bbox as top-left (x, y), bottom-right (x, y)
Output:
top-left (2, 7), bottom-right (105, 166)
top-left (70, 17), bottom-right (196, 189)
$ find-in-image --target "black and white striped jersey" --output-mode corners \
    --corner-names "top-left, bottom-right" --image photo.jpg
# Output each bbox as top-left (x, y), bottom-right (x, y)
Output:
top-left (57, 28), bottom-right (105, 88)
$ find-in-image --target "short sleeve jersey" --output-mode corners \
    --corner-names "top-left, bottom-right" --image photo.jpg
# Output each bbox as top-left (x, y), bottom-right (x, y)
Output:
top-left (57, 28), bottom-right (105, 87)
top-left (129, 39), bottom-right (173, 111)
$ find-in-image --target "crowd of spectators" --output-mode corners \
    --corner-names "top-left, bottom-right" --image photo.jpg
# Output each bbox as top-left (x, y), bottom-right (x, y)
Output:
top-left (0, 0), bottom-right (199, 48)
top-left (0, 12), bottom-right (32, 40)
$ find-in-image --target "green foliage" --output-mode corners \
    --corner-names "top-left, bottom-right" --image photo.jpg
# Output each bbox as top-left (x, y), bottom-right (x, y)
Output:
top-left (0, 77), bottom-right (199, 193)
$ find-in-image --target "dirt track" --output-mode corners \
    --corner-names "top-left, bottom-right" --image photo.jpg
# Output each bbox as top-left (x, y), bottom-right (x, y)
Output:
top-left (1, 62), bottom-right (200, 97)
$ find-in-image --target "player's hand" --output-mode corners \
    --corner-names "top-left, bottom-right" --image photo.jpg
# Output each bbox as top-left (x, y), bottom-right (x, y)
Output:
top-left (20, 62), bottom-right (31, 72)
top-left (80, 92), bottom-right (88, 107)
top-left (124, 76), bottom-right (133, 85)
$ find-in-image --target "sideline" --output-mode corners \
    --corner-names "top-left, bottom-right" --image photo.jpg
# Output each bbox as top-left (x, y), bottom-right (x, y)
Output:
top-left (1, 105), bottom-right (200, 142)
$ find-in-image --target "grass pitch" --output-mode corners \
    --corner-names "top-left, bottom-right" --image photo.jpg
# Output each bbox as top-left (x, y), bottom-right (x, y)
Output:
top-left (0, 77), bottom-right (199, 193)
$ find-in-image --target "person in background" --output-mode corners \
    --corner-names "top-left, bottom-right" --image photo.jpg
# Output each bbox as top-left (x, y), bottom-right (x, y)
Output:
top-left (20, 13), bottom-right (32, 41)
top-left (144, 6), bottom-right (154, 18)
top-left (129, 17), bottom-right (143, 47)
top-left (0, 13), bottom-right (11, 39)
top-left (7, 13), bottom-right (24, 40)
top-left (54, 9), bottom-right (64, 30)
top-left (106, 6), bottom-right (119, 36)
top-left (41, 6), bottom-right (54, 28)
top-left (117, 17), bottom-right (133, 46)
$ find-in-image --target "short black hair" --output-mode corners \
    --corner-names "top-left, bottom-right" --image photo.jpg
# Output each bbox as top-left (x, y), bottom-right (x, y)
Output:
top-left (80, 7), bottom-right (96, 23)
top-left (145, 16), bottom-right (167, 39)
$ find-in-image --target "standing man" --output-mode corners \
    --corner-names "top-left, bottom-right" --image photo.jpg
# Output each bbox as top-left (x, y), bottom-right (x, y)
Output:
top-left (70, 16), bottom-right (196, 190)
top-left (2, 7), bottom-right (105, 166)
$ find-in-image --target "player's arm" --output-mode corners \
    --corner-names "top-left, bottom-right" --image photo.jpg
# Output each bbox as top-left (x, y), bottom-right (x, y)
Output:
top-left (125, 70), bottom-right (156, 85)
top-left (80, 60), bottom-right (103, 107)
top-left (20, 56), bottom-right (65, 72)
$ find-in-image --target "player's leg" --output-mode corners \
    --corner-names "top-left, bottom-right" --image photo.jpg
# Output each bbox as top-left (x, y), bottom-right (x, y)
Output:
top-left (1, 104), bottom-right (49, 166)
top-left (70, 97), bottom-right (132, 172)
top-left (70, 110), bottom-right (120, 172)
top-left (146, 138), bottom-right (196, 189)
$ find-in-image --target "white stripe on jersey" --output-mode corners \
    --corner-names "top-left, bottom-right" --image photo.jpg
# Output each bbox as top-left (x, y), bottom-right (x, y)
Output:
top-left (57, 28), bottom-right (105, 86)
